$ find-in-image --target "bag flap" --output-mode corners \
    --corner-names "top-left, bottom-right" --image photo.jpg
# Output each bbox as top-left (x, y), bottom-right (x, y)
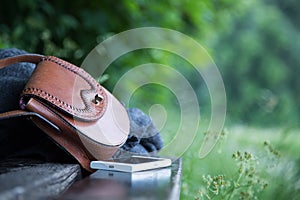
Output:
top-left (20, 56), bottom-right (107, 121)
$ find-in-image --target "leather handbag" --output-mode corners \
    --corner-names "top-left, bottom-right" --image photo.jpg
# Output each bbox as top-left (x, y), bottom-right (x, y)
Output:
top-left (0, 54), bottom-right (130, 171)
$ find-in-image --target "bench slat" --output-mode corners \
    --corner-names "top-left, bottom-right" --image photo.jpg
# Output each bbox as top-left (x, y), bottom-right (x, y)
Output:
top-left (0, 159), bottom-right (81, 200)
top-left (0, 159), bottom-right (182, 200)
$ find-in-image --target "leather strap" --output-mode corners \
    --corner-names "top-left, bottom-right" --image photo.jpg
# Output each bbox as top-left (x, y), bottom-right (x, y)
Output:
top-left (0, 110), bottom-right (60, 131)
top-left (0, 54), bottom-right (42, 69)
top-left (0, 111), bottom-right (56, 144)
top-left (0, 110), bottom-right (33, 120)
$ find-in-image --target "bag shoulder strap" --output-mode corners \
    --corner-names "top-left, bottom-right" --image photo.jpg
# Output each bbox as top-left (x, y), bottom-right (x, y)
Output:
top-left (0, 54), bottom-right (42, 69)
top-left (0, 110), bottom-right (60, 131)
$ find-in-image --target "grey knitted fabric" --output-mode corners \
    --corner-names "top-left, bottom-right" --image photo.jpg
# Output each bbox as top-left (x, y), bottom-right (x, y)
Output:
top-left (0, 48), bottom-right (163, 159)
top-left (0, 48), bottom-right (35, 112)
top-left (122, 108), bottom-right (163, 155)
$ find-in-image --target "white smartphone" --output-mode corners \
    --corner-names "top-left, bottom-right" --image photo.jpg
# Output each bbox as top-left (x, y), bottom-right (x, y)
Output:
top-left (90, 156), bottom-right (172, 173)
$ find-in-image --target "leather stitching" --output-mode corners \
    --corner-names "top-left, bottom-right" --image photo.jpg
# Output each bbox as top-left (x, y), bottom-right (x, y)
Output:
top-left (22, 56), bottom-right (107, 121)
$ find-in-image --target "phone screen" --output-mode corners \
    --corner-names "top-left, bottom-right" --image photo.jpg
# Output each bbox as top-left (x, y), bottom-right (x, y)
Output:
top-left (90, 156), bottom-right (172, 172)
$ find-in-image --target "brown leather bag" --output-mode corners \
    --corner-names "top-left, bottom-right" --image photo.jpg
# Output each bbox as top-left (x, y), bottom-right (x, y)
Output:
top-left (0, 54), bottom-right (130, 171)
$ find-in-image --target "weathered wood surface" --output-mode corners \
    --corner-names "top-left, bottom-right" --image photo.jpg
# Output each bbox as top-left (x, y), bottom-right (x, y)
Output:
top-left (0, 159), bottom-right (81, 200)
top-left (0, 159), bottom-right (182, 200)
top-left (58, 159), bottom-right (182, 200)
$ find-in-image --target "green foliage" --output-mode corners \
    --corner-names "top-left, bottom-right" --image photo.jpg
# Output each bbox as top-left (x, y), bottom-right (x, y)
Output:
top-left (182, 126), bottom-right (300, 200)
top-left (197, 151), bottom-right (268, 200)
top-left (211, 0), bottom-right (300, 127)
top-left (1, 0), bottom-right (299, 127)
top-left (0, 0), bottom-right (224, 63)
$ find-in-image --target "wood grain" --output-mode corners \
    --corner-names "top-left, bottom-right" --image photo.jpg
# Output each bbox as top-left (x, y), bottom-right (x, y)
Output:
top-left (0, 159), bottom-right (81, 200)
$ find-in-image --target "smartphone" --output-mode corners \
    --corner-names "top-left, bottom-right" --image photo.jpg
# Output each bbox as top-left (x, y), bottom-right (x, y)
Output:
top-left (90, 156), bottom-right (172, 173)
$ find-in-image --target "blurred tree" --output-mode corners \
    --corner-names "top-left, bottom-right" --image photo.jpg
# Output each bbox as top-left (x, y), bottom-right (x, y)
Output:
top-left (0, 0), bottom-right (229, 63)
top-left (211, 0), bottom-right (300, 127)
top-left (0, 0), bottom-right (299, 127)
top-left (0, 0), bottom-right (228, 113)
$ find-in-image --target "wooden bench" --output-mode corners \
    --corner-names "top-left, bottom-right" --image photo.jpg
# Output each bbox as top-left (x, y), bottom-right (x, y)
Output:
top-left (0, 158), bottom-right (182, 200)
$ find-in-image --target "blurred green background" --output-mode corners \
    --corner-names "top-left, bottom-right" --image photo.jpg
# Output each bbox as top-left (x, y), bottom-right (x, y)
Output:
top-left (1, 0), bottom-right (299, 128)
top-left (1, 0), bottom-right (299, 199)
